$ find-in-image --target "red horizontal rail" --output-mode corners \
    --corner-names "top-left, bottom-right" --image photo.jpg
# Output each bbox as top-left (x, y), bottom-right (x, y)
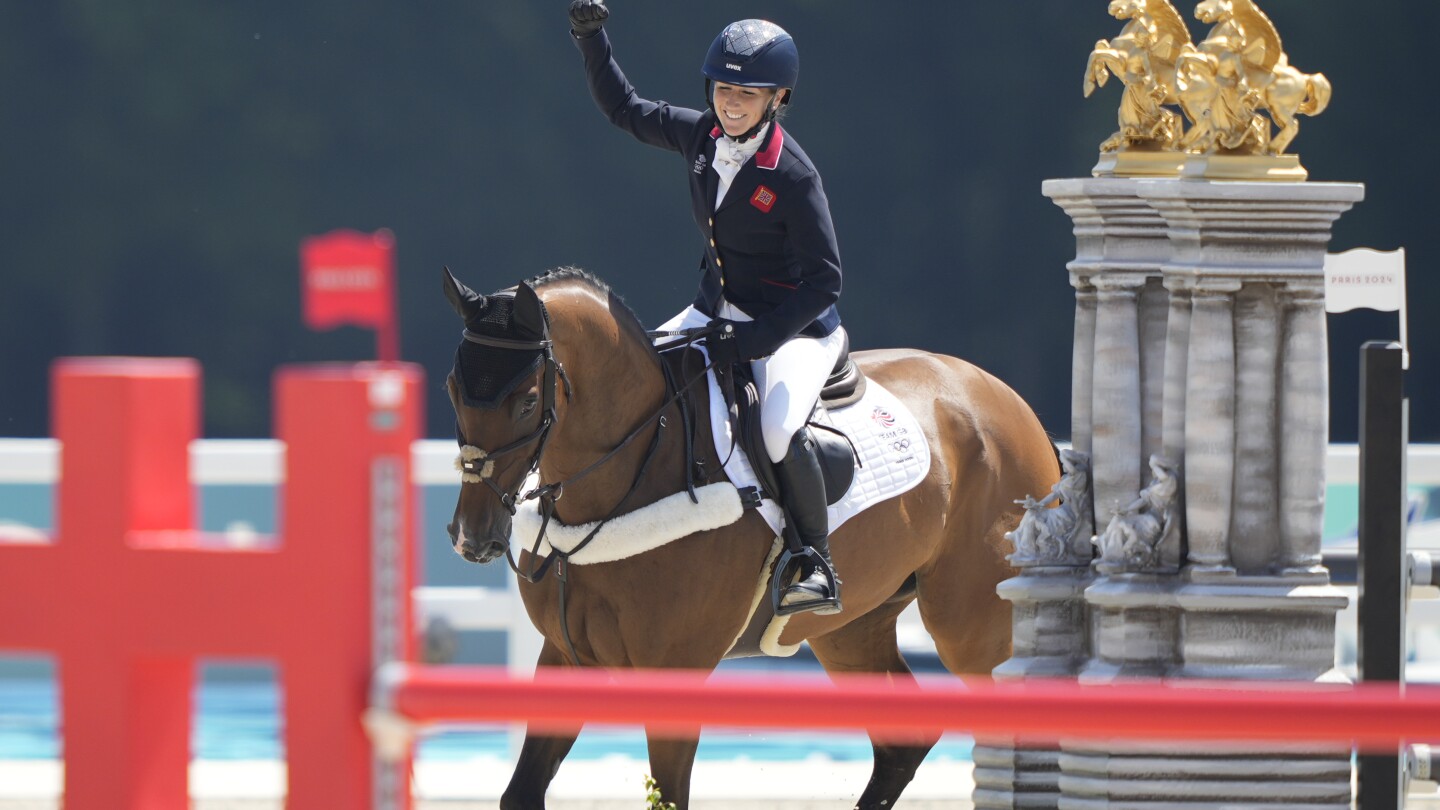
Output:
top-left (377, 664), bottom-right (1439, 751)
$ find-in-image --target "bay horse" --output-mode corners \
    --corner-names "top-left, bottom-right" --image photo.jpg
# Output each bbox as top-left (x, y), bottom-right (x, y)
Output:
top-left (442, 266), bottom-right (1060, 809)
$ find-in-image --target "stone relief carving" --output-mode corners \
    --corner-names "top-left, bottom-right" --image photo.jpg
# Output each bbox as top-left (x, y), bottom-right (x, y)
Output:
top-left (1093, 454), bottom-right (1180, 573)
top-left (1006, 449), bottom-right (1095, 566)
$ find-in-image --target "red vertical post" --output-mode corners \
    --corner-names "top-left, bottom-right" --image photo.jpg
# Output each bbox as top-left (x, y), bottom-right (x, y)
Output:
top-left (274, 362), bottom-right (421, 810)
top-left (52, 358), bottom-right (200, 810)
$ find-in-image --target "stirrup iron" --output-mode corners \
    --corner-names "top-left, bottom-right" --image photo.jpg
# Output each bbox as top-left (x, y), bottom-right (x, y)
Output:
top-left (771, 547), bottom-right (842, 617)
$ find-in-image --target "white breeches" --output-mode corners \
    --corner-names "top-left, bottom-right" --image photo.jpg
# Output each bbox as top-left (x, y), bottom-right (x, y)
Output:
top-left (658, 303), bottom-right (847, 463)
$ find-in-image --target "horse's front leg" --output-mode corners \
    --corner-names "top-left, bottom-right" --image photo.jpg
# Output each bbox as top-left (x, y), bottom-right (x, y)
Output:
top-left (645, 731), bottom-right (701, 810)
top-left (500, 641), bottom-right (581, 810)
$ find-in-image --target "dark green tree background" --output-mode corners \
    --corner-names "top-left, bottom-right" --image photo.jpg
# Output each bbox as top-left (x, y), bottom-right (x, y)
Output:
top-left (1, 1), bottom-right (1432, 441)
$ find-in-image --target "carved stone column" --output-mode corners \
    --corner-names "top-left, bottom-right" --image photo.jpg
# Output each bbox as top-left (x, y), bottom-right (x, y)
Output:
top-left (1157, 282), bottom-right (1191, 572)
top-left (1071, 283), bottom-right (1098, 456)
top-left (1137, 280), bottom-right (1168, 469)
top-left (1232, 283), bottom-right (1284, 572)
top-left (1090, 276), bottom-right (1145, 528)
top-left (1279, 282), bottom-right (1330, 576)
top-left (1182, 281), bottom-right (1241, 576)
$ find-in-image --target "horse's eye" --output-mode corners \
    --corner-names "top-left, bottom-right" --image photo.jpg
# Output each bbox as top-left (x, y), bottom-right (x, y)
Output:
top-left (520, 395), bottom-right (538, 416)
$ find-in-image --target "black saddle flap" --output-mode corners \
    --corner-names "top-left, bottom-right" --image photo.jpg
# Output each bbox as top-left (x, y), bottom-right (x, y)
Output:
top-left (810, 420), bottom-right (857, 504)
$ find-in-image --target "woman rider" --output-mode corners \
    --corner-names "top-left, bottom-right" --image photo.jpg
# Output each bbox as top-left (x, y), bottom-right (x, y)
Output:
top-left (568, 2), bottom-right (846, 615)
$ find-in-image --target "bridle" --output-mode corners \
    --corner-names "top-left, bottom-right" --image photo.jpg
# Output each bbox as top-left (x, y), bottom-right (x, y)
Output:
top-left (454, 328), bottom-right (569, 519)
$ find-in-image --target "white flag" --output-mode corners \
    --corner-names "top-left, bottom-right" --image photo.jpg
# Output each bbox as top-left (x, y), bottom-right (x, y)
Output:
top-left (1324, 247), bottom-right (1408, 369)
top-left (1324, 247), bottom-right (1405, 313)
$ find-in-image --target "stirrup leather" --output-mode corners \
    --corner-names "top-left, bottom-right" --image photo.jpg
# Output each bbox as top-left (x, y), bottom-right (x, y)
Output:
top-left (771, 547), bottom-right (842, 617)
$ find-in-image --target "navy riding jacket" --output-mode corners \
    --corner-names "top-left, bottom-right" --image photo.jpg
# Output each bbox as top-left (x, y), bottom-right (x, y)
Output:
top-left (574, 30), bottom-right (842, 358)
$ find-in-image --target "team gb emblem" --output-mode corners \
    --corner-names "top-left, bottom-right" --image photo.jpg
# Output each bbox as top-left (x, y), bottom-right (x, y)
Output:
top-left (750, 185), bottom-right (777, 213)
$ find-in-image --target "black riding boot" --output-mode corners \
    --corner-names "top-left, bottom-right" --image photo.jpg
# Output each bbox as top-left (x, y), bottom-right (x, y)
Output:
top-left (774, 428), bottom-right (842, 616)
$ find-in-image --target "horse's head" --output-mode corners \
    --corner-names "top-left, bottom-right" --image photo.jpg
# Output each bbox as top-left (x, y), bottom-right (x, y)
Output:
top-left (1194, 0), bottom-right (1233, 24)
top-left (442, 267), bottom-right (557, 565)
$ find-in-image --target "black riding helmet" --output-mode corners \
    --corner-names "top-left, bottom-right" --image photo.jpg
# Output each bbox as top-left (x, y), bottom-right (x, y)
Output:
top-left (702, 20), bottom-right (799, 142)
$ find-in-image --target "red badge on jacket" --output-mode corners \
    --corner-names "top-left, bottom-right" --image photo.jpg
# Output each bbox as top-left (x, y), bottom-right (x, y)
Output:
top-left (750, 185), bottom-right (777, 213)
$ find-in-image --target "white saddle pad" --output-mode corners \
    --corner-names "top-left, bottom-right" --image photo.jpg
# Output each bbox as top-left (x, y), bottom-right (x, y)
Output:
top-left (704, 363), bottom-right (931, 539)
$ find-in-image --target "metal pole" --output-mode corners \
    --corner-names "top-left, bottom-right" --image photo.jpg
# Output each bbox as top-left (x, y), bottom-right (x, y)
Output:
top-left (1357, 340), bottom-right (1407, 810)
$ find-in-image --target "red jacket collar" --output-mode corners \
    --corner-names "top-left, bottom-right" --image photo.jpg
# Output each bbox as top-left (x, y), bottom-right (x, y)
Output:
top-left (755, 124), bottom-right (783, 170)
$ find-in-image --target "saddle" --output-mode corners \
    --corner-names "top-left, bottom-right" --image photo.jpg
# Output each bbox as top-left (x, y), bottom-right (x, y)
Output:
top-left (713, 330), bottom-right (864, 510)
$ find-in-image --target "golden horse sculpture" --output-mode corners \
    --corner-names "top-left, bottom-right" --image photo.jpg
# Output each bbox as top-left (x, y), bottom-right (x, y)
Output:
top-left (1175, 0), bottom-right (1331, 155)
top-left (1084, 0), bottom-right (1193, 152)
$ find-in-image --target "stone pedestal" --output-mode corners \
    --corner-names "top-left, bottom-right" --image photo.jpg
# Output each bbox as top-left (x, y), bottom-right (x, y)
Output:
top-left (976, 178), bottom-right (1364, 809)
top-left (974, 567), bottom-right (1093, 809)
top-left (1059, 743), bottom-right (1354, 809)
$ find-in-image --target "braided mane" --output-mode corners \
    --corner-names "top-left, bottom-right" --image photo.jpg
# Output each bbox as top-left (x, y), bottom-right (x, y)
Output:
top-left (527, 265), bottom-right (612, 294)
top-left (526, 266), bottom-right (653, 347)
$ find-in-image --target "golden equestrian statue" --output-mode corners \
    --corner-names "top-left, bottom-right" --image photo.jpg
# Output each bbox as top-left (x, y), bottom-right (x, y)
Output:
top-left (1084, 0), bottom-right (1193, 153)
top-left (1175, 0), bottom-right (1331, 155)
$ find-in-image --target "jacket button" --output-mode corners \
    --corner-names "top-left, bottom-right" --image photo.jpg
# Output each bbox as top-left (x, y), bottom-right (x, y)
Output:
top-left (709, 239), bottom-right (716, 247)
top-left (716, 258), bottom-right (724, 267)
top-left (708, 217), bottom-right (714, 226)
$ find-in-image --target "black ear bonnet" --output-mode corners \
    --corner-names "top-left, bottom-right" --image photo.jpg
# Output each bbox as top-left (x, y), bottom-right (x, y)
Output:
top-left (453, 286), bottom-right (550, 410)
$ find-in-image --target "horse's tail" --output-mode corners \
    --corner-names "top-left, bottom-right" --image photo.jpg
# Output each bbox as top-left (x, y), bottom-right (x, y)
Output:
top-left (1301, 71), bottom-right (1332, 116)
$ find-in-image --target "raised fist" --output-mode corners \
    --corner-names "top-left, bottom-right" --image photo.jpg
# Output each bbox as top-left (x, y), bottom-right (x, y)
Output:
top-left (568, 0), bottom-right (609, 38)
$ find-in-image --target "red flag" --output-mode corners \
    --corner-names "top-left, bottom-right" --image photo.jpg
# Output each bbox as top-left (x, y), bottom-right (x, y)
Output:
top-left (300, 229), bottom-right (399, 360)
